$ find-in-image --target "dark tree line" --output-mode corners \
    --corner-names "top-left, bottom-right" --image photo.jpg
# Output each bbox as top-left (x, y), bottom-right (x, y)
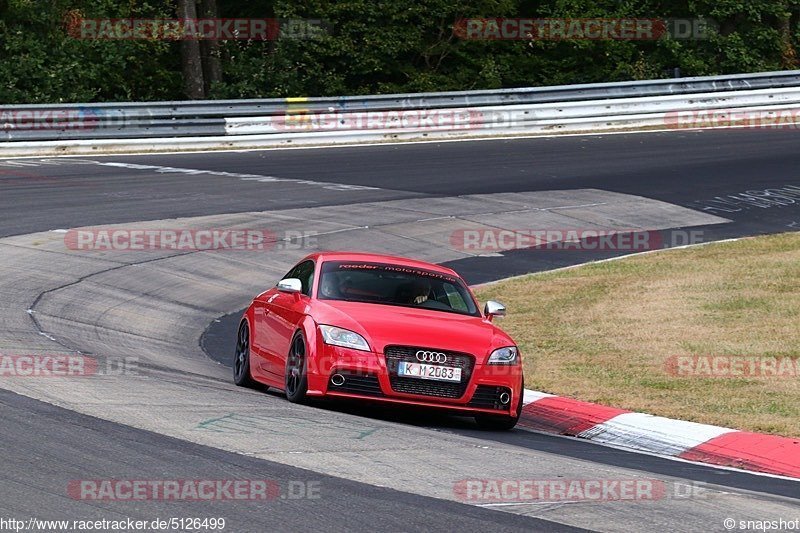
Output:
top-left (0, 0), bottom-right (798, 103)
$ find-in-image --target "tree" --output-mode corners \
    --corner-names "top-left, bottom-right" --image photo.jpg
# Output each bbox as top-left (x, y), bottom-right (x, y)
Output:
top-left (178, 0), bottom-right (205, 98)
top-left (1, 0), bottom-right (799, 103)
top-left (199, 0), bottom-right (223, 94)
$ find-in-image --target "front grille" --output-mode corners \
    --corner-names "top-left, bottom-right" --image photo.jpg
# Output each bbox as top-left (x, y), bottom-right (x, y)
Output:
top-left (328, 371), bottom-right (383, 396)
top-left (384, 345), bottom-right (475, 399)
top-left (468, 385), bottom-right (511, 410)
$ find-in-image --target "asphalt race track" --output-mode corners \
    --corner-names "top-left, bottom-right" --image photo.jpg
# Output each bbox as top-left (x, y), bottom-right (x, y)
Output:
top-left (1, 128), bottom-right (799, 532)
top-left (0, 389), bottom-right (574, 532)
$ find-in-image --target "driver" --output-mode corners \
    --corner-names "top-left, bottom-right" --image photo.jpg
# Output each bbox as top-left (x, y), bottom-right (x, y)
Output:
top-left (411, 279), bottom-right (431, 304)
top-left (319, 275), bottom-right (344, 299)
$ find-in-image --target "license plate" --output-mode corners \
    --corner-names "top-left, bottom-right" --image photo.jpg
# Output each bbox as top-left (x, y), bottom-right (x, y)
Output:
top-left (397, 361), bottom-right (462, 382)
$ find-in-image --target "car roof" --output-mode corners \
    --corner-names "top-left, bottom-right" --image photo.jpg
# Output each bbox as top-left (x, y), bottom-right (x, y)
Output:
top-left (302, 252), bottom-right (461, 277)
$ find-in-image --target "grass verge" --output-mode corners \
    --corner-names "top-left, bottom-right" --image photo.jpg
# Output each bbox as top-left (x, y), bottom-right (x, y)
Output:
top-left (475, 232), bottom-right (800, 437)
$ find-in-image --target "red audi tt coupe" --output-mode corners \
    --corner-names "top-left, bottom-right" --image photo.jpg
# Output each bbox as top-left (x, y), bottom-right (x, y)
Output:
top-left (233, 252), bottom-right (524, 429)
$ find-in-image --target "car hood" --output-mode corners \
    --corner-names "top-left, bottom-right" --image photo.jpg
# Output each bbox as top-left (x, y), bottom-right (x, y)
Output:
top-left (312, 300), bottom-right (513, 359)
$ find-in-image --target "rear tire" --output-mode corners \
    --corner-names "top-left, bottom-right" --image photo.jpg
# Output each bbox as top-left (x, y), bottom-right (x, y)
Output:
top-left (285, 331), bottom-right (309, 404)
top-left (233, 320), bottom-right (257, 388)
top-left (475, 386), bottom-right (524, 430)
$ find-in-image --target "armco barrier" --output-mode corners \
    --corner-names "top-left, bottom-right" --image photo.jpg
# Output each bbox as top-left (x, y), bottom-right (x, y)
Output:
top-left (2, 69), bottom-right (800, 155)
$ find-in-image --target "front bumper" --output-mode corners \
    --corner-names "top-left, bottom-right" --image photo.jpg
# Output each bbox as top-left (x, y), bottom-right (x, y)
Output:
top-left (306, 343), bottom-right (523, 416)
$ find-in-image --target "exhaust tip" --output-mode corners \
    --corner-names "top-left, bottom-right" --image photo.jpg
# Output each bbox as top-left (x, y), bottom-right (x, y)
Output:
top-left (331, 373), bottom-right (346, 386)
top-left (499, 392), bottom-right (511, 405)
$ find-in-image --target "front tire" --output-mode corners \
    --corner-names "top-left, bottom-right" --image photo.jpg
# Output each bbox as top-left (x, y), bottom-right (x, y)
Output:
top-left (285, 331), bottom-right (309, 403)
top-left (233, 320), bottom-right (257, 388)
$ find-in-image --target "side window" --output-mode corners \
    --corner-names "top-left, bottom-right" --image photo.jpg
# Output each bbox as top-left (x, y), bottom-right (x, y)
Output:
top-left (282, 260), bottom-right (315, 297)
top-left (443, 282), bottom-right (469, 312)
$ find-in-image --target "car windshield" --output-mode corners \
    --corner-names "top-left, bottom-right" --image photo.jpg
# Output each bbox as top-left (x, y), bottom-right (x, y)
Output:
top-left (318, 261), bottom-right (480, 316)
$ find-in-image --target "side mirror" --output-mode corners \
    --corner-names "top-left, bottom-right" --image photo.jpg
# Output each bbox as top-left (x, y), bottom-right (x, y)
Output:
top-left (277, 278), bottom-right (302, 294)
top-left (484, 300), bottom-right (507, 321)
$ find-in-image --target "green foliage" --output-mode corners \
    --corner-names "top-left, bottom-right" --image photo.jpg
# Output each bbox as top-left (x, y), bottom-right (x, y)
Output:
top-left (1, 0), bottom-right (799, 102)
top-left (0, 0), bottom-right (180, 102)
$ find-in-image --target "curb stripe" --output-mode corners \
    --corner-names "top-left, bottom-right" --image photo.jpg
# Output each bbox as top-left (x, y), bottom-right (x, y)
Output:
top-left (522, 390), bottom-right (554, 405)
top-left (679, 432), bottom-right (800, 478)
top-left (519, 395), bottom-right (628, 434)
top-left (519, 388), bottom-right (800, 479)
top-left (579, 412), bottom-right (736, 456)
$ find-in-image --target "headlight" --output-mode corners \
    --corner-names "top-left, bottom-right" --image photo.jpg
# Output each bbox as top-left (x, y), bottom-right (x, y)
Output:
top-left (488, 346), bottom-right (518, 364)
top-left (319, 325), bottom-right (371, 352)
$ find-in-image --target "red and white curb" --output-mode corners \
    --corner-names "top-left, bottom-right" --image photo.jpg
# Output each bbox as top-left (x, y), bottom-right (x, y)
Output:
top-left (520, 390), bottom-right (800, 479)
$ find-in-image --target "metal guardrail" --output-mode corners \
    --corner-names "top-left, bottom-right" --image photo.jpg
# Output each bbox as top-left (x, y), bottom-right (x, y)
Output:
top-left (2, 69), bottom-right (800, 142)
top-left (225, 86), bottom-right (800, 134)
top-left (1, 69), bottom-right (799, 152)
